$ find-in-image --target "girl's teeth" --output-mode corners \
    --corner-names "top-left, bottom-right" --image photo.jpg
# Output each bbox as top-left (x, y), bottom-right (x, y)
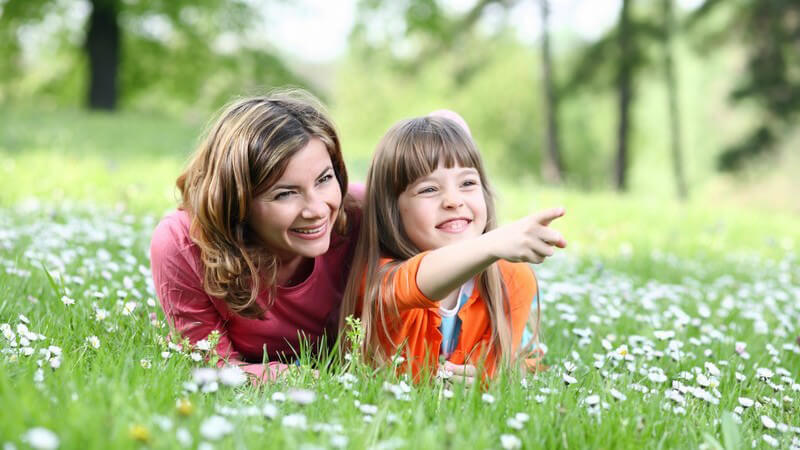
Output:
top-left (293, 226), bottom-right (323, 234)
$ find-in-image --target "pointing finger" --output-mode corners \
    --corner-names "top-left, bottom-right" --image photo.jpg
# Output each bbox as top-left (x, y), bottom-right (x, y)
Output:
top-left (532, 207), bottom-right (566, 227)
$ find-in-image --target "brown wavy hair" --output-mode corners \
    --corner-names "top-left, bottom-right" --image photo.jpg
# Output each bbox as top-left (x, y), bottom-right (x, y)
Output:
top-left (177, 89), bottom-right (349, 318)
top-left (339, 116), bottom-right (538, 372)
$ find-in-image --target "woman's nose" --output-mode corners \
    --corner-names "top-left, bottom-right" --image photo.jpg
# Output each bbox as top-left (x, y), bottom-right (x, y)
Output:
top-left (301, 193), bottom-right (328, 219)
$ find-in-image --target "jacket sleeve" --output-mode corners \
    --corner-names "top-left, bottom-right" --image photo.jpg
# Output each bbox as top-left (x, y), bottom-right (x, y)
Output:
top-left (380, 252), bottom-right (440, 313)
top-left (500, 261), bottom-right (538, 352)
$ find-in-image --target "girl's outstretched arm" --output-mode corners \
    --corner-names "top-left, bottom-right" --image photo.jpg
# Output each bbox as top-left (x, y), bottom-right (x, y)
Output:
top-left (416, 207), bottom-right (566, 301)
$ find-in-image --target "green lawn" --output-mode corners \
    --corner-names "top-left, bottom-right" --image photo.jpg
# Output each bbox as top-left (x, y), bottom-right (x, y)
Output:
top-left (1, 108), bottom-right (798, 449)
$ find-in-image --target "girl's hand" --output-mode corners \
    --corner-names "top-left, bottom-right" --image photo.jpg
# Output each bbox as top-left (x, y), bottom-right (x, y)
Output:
top-left (440, 361), bottom-right (478, 385)
top-left (485, 207), bottom-right (566, 264)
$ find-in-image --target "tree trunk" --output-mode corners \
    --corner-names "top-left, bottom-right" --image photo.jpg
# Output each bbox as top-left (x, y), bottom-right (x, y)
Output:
top-left (538, 0), bottom-right (564, 184)
top-left (663, 0), bottom-right (688, 200)
top-left (614, 0), bottom-right (633, 191)
top-left (85, 0), bottom-right (120, 110)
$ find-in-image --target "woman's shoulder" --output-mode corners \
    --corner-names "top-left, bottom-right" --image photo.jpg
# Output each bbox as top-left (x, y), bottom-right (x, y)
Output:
top-left (150, 209), bottom-right (195, 259)
top-left (330, 201), bottom-right (362, 249)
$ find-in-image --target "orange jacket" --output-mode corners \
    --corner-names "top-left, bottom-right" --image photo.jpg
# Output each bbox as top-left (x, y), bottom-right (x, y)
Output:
top-left (365, 252), bottom-right (537, 380)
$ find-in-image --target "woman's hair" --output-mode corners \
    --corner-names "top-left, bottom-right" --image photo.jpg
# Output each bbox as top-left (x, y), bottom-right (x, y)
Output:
top-left (339, 116), bottom-right (534, 371)
top-left (177, 89), bottom-right (349, 318)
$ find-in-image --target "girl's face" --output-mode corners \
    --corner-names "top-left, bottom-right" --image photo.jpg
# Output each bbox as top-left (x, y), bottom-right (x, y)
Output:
top-left (249, 137), bottom-right (342, 263)
top-left (397, 163), bottom-right (487, 252)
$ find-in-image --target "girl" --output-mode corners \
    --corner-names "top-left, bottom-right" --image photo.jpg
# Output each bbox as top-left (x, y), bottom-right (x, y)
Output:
top-left (339, 116), bottom-right (565, 382)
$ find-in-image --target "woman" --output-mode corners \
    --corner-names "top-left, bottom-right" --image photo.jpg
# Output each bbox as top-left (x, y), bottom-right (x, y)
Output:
top-left (150, 89), bottom-right (362, 382)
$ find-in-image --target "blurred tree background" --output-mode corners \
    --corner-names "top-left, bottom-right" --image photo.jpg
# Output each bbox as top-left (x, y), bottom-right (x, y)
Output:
top-left (0, 0), bottom-right (798, 211)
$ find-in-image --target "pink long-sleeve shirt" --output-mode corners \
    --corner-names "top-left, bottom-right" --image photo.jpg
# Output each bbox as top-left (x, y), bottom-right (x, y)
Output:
top-left (149, 206), bottom-right (360, 381)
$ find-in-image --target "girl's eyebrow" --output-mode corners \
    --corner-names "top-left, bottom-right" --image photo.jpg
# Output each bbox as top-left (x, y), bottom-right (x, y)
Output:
top-left (410, 167), bottom-right (478, 185)
top-left (271, 166), bottom-right (333, 190)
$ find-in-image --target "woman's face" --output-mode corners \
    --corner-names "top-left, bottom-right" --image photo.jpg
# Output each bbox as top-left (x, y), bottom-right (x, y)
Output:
top-left (250, 137), bottom-right (342, 263)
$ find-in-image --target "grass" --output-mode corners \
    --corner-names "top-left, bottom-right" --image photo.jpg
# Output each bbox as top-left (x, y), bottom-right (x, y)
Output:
top-left (1, 108), bottom-right (799, 449)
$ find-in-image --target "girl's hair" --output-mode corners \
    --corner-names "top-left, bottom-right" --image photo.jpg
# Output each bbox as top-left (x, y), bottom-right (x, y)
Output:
top-left (340, 116), bottom-right (532, 371)
top-left (177, 89), bottom-right (350, 318)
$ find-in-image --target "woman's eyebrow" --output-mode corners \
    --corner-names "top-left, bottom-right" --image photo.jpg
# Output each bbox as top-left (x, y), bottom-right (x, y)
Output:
top-left (271, 166), bottom-right (333, 190)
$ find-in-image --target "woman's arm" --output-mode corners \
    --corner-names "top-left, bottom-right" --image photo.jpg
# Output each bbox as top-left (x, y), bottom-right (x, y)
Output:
top-left (150, 216), bottom-right (289, 383)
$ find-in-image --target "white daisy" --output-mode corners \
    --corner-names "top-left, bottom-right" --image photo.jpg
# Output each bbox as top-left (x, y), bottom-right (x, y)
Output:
top-left (654, 330), bottom-right (675, 340)
top-left (506, 418), bottom-right (523, 430)
top-left (22, 427), bottom-right (59, 450)
top-left (331, 434), bottom-right (348, 449)
top-left (762, 434), bottom-right (779, 448)
top-left (500, 434), bottom-right (522, 450)
top-left (218, 366), bottom-right (247, 387)
top-left (199, 415), bottom-right (234, 440)
top-left (85, 336), bottom-right (99, 349)
top-left (704, 362), bottom-right (720, 377)
top-left (287, 389), bottom-right (315, 405)
top-left (609, 388), bottom-right (627, 401)
top-left (175, 427), bottom-right (192, 447)
top-left (359, 404), bottom-right (378, 415)
top-left (757, 368), bottom-right (774, 379)
top-left (261, 403), bottom-right (278, 419)
top-left (281, 413), bottom-right (307, 429)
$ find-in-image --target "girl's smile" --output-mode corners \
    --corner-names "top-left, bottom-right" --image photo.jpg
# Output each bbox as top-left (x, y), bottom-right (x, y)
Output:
top-left (436, 217), bottom-right (472, 233)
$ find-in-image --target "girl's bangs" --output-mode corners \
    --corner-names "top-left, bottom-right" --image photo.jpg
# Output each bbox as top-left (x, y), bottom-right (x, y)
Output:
top-left (392, 118), bottom-right (482, 194)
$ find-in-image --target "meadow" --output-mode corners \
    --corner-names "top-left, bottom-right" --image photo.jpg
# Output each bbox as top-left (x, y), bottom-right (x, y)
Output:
top-left (0, 108), bottom-right (798, 450)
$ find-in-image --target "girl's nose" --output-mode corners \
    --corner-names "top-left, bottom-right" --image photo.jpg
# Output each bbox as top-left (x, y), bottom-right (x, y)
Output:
top-left (441, 190), bottom-right (464, 209)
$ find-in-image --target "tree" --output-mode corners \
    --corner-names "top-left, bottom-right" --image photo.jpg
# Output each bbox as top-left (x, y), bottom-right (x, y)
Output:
top-left (614, 0), bottom-right (633, 192)
top-left (689, 0), bottom-right (800, 171)
top-left (353, 0), bottom-right (567, 182)
top-left (662, 0), bottom-right (688, 199)
top-left (0, 0), bottom-right (300, 111)
top-left (564, 2), bottom-right (667, 192)
top-left (538, 0), bottom-right (564, 184)
top-left (85, 0), bottom-right (120, 109)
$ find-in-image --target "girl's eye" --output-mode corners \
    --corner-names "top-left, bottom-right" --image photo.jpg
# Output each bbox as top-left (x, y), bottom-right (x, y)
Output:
top-left (418, 186), bottom-right (437, 194)
top-left (462, 179), bottom-right (479, 187)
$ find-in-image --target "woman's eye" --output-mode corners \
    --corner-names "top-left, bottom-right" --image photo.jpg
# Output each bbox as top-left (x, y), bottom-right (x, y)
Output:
top-left (318, 173), bottom-right (334, 184)
top-left (274, 191), bottom-right (294, 200)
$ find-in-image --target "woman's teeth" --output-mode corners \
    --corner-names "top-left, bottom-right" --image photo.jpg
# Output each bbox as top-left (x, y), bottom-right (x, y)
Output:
top-left (292, 225), bottom-right (324, 234)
